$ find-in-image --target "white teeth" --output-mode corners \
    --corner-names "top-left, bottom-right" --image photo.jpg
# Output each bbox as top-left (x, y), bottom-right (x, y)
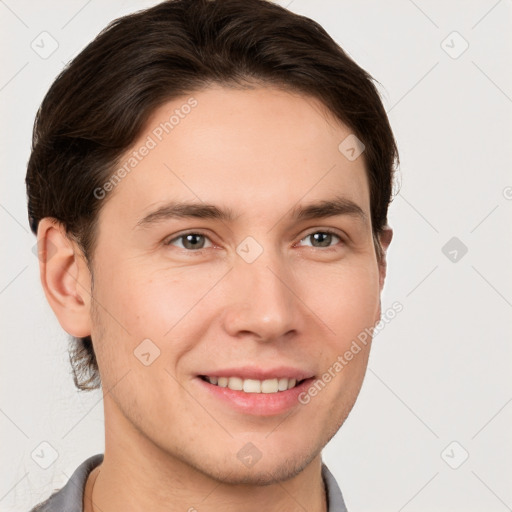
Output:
top-left (278, 378), bottom-right (288, 391)
top-left (287, 378), bottom-right (296, 390)
top-left (204, 376), bottom-right (302, 393)
top-left (243, 379), bottom-right (261, 393)
top-left (261, 378), bottom-right (278, 393)
top-left (228, 377), bottom-right (243, 391)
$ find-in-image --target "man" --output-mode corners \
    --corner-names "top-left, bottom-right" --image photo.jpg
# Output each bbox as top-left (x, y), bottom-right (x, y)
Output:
top-left (26, 0), bottom-right (398, 510)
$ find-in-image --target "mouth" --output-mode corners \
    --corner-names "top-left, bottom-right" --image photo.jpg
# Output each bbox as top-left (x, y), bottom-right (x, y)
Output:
top-left (195, 372), bottom-right (316, 416)
top-left (198, 375), bottom-right (307, 394)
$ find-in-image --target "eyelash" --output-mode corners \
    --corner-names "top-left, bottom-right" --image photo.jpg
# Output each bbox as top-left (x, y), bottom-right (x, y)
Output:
top-left (164, 229), bottom-right (345, 252)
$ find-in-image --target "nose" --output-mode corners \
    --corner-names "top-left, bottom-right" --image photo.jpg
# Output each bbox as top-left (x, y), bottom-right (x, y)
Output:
top-left (221, 248), bottom-right (304, 343)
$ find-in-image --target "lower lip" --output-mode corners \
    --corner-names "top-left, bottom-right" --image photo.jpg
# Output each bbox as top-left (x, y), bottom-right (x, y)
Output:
top-left (195, 376), bottom-right (315, 416)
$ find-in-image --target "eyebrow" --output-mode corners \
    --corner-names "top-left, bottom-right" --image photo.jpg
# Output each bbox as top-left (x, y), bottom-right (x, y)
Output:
top-left (135, 195), bottom-right (368, 229)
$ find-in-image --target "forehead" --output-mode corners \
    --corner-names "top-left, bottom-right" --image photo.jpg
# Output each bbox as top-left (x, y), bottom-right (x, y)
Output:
top-left (99, 85), bottom-right (371, 226)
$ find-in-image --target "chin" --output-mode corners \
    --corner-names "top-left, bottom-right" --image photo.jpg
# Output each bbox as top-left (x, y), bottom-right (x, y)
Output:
top-left (175, 434), bottom-right (323, 487)
top-left (201, 453), bottom-right (318, 486)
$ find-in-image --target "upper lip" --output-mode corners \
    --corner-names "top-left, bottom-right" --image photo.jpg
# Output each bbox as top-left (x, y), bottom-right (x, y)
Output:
top-left (198, 366), bottom-right (315, 381)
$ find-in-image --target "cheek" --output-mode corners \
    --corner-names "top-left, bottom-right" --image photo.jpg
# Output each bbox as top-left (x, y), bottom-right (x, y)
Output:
top-left (308, 259), bottom-right (381, 339)
top-left (94, 262), bottom-right (187, 337)
top-left (118, 267), bottom-right (221, 336)
top-left (302, 259), bottom-right (380, 406)
top-left (91, 261), bottom-right (220, 363)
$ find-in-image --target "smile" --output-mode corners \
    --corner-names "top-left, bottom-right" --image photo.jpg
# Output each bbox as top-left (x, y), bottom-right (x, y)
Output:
top-left (199, 375), bottom-right (305, 394)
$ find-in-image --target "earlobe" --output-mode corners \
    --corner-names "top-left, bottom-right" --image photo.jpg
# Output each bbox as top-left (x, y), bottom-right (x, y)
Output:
top-left (37, 218), bottom-right (92, 338)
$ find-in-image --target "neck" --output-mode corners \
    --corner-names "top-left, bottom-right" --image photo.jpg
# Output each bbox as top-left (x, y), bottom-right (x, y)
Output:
top-left (84, 400), bottom-right (327, 512)
top-left (87, 452), bottom-right (327, 512)
top-left (84, 408), bottom-right (328, 512)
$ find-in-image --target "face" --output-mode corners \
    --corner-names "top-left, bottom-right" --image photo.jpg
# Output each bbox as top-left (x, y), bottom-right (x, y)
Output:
top-left (85, 85), bottom-right (386, 484)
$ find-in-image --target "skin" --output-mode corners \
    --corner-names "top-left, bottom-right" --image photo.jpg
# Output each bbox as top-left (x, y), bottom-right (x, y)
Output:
top-left (39, 84), bottom-right (392, 512)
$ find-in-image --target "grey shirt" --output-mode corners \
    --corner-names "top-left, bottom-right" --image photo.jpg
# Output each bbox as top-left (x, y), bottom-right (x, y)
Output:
top-left (29, 454), bottom-right (348, 511)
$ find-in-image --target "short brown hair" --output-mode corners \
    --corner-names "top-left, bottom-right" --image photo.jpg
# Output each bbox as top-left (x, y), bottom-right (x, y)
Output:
top-left (26, 0), bottom-right (399, 391)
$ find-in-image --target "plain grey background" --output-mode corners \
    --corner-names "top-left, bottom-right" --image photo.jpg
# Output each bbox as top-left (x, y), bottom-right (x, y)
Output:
top-left (1, 1), bottom-right (511, 511)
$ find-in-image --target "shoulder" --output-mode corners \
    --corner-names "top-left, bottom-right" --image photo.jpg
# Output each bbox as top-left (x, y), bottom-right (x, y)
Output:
top-left (27, 454), bottom-right (104, 512)
top-left (321, 462), bottom-right (349, 512)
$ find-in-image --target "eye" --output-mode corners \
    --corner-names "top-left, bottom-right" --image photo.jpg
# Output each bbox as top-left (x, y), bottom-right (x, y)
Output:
top-left (165, 232), bottom-right (213, 251)
top-left (297, 229), bottom-right (343, 249)
top-left (164, 229), bottom-right (344, 252)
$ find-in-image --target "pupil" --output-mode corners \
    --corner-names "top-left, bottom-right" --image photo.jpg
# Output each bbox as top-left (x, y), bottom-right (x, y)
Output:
top-left (313, 232), bottom-right (331, 247)
top-left (185, 234), bottom-right (204, 249)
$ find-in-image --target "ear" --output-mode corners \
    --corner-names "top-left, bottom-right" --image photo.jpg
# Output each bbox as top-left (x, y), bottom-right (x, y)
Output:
top-left (36, 218), bottom-right (92, 338)
top-left (373, 225), bottom-right (393, 326)
top-left (377, 225), bottom-right (393, 292)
